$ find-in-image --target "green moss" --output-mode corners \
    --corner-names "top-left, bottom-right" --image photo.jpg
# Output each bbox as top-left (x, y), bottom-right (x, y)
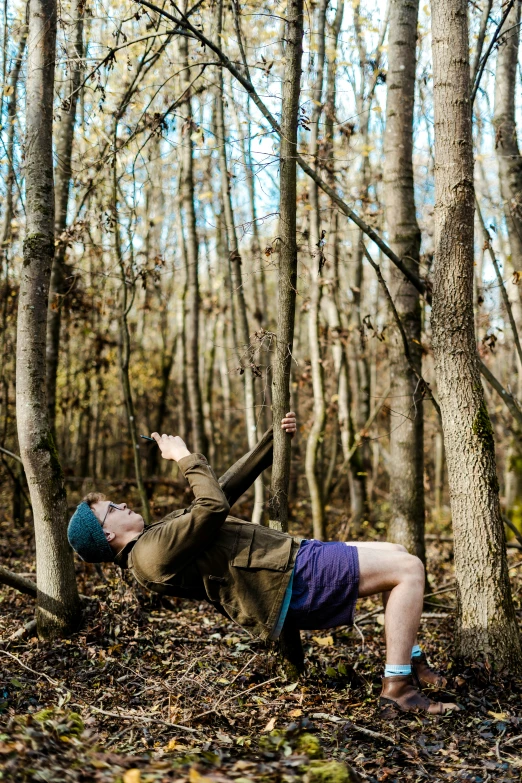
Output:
top-left (34, 430), bottom-right (66, 497)
top-left (23, 233), bottom-right (54, 266)
top-left (296, 733), bottom-right (323, 759)
top-left (303, 760), bottom-right (354, 783)
top-left (472, 401), bottom-right (495, 455)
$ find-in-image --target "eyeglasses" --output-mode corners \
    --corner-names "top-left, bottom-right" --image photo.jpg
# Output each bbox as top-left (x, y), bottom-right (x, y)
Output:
top-left (102, 502), bottom-right (122, 526)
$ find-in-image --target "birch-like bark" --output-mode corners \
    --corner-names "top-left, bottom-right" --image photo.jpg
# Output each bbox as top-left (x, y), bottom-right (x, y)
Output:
top-left (431, 0), bottom-right (521, 666)
top-left (215, 0), bottom-right (264, 523)
top-left (178, 28), bottom-right (208, 454)
top-left (17, 0), bottom-right (81, 638)
top-left (383, 0), bottom-right (425, 562)
top-left (305, 0), bottom-right (328, 540)
top-left (46, 0), bottom-right (84, 436)
top-left (268, 0), bottom-right (304, 532)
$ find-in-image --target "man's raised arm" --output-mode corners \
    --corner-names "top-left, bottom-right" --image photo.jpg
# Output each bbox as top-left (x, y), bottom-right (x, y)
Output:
top-left (218, 412), bottom-right (297, 510)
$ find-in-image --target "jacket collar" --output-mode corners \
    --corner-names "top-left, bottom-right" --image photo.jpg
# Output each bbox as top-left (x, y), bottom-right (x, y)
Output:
top-left (114, 535), bottom-right (141, 569)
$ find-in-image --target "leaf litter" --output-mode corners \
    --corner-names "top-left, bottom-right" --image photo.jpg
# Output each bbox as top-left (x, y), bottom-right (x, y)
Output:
top-left (2, 518), bottom-right (522, 782)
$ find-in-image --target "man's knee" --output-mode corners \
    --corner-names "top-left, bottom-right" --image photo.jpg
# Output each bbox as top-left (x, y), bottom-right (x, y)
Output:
top-left (401, 553), bottom-right (425, 583)
top-left (390, 543), bottom-right (408, 554)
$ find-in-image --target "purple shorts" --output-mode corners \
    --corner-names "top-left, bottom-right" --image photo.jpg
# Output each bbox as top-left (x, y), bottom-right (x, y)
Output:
top-left (286, 540), bottom-right (360, 630)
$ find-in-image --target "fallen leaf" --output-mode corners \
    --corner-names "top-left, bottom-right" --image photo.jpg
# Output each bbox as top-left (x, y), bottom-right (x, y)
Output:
top-left (289, 709), bottom-right (303, 717)
top-left (312, 635), bottom-right (333, 646)
top-left (263, 717), bottom-right (277, 732)
top-left (123, 771), bottom-right (141, 783)
top-left (487, 711), bottom-right (508, 721)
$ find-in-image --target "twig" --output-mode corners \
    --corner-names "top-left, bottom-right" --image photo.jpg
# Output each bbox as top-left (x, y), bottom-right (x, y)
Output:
top-left (0, 650), bottom-right (199, 735)
top-left (0, 445), bottom-right (23, 463)
top-left (362, 243), bottom-right (442, 421)
top-left (476, 198), bottom-right (522, 369)
top-left (191, 675), bottom-right (282, 720)
top-left (503, 515), bottom-right (522, 548)
top-left (311, 713), bottom-right (395, 744)
top-left (132, 0), bottom-right (522, 431)
top-left (471, 0), bottom-right (516, 106)
top-left (334, 383), bottom-right (392, 480)
top-left (8, 619), bottom-right (37, 641)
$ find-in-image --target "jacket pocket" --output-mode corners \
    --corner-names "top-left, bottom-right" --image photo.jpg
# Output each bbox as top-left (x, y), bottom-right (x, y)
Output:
top-left (232, 525), bottom-right (293, 572)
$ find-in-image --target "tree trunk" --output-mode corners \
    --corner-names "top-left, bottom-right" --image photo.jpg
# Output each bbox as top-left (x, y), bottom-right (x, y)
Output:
top-left (214, 0), bottom-right (264, 523)
top-left (46, 0), bottom-right (84, 437)
top-left (305, 0), bottom-right (328, 540)
top-left (17, 0), bottom-right (81, 639)
top-left (0, 23), bottom-right (27, 378)
top-left (178, 28), bottom-right (208, 455)
top-left (383, 0), bottom-right (425, 562)
top-left (494, 0), bottom-right (522, 285)
top-left (112, 160), bottom-right (151, 525)
top-left (268, 0), bottom-right (304, 533)
top-left (431, 0), bottom-right (521, 666)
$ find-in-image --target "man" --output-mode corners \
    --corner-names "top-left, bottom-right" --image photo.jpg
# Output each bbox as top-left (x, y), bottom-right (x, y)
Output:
top-left (68, 413), bottom-right (456, 715)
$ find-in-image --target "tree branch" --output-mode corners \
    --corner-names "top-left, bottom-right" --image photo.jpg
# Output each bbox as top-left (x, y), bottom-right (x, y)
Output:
top-left (0, 566), bottom-right (37, 596)
top-left (362, 244), bottom-right (442, 421)
top-left (132, 0), bottom-right (522, 431)
top-left (471, 0), bottom-right (516, 106)
top-left (475, 197), bottom-right (522, 369)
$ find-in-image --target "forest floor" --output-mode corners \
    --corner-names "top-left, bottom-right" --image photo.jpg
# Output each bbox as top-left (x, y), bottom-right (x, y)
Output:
top-left (2, 499), bottom-right (522, 783)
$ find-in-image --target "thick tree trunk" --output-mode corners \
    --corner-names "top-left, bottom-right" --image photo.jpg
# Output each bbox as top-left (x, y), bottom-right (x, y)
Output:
top-left (431, 0), bottom-right (521, 666)
top-left (46, 0), bottom-right (84, 436)
top-left (17, 0), bottom-right (81, 639)
top-left (215, 0), bottom-right (264, 523)
top-left (268, 0), bottom-right (304, 533)
top-left (178, 29), bottom-right (208, 455)
top-left (383, 0), bottom-right (425, 562)
top-left (305, 0), bottom-right (328, 540)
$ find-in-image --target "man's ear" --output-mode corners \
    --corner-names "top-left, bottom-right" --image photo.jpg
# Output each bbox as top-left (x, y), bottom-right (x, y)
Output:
top-left (104, 530), bottom-right (116, 543)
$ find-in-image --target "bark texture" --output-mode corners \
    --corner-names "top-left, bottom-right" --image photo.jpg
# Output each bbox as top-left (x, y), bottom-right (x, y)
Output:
top-left (178, 30), bottom-right (208, 455)
top-left (46, 0), bottom-right (84, 435)
top-left (431, 0), bottom-right (521, 666)
top-left (215, 0), bottom-right (264, 523)
top-left (268, 0), bottom-right (304, 532)
top-left (383, 0), bottom-right (425, 562)
top-left (494, 0), bottom-right (522, 275)
top-left (305, 0), bottom-right (328, 540)
top-left (17, 0), bottom-right (81, 639)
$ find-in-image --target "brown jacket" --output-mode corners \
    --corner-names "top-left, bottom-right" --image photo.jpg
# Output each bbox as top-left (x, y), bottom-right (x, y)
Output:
top-left (115, 428), bottom-right (302, 640)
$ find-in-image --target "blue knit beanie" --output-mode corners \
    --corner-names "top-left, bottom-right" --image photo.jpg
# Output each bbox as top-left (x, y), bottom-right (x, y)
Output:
top-left (67, 502), bottom-right (115, 563)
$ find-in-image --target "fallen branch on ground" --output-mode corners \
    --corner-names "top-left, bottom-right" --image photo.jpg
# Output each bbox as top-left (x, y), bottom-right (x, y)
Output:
top-left (311, 713), bottom-right (395, 744)
top-left (0, 566), bottom-right (37, 596)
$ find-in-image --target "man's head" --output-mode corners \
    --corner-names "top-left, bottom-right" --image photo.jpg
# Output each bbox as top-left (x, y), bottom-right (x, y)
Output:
top-left (67, 492), bottom-right (145, 563)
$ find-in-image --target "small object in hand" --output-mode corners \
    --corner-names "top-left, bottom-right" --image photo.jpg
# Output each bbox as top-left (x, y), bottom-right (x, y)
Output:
top-left (140, 435), bottom-right (156, 442)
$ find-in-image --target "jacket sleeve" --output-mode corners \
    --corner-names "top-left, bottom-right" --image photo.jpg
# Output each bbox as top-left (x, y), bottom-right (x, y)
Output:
top-left (130, 453), bottom-right (230, 581)
top-left (218, 427), bottom-right (274, 509)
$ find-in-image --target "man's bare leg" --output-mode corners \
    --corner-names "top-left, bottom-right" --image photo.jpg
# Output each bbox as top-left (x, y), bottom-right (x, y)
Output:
top-left (352, 545), bottom-right (456, 713)
top-left (355, 546), bottom-right (423, 665)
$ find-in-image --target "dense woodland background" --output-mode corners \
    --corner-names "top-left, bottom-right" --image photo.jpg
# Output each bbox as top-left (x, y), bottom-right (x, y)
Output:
top-left (4, 0), bottom-right (522, 779)
top-left (2, 0), bottom-right (522, 531)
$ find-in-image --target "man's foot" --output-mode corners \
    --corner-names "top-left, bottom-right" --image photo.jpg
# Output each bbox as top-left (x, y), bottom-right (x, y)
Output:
top-left (412, 653), bottom-right (448, 689)
top-left (380, 675), bottom-right (458, 715)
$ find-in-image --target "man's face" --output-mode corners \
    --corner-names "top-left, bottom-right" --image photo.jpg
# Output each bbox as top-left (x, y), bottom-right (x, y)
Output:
top-left (92, 500), bottom-right (145, 546)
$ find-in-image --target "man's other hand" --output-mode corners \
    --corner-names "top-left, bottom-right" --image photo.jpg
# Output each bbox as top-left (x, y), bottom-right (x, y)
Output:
top-left (281, 411), bottom-right (297, 438)
top-left (151, 433), bottom-right (192, 462)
